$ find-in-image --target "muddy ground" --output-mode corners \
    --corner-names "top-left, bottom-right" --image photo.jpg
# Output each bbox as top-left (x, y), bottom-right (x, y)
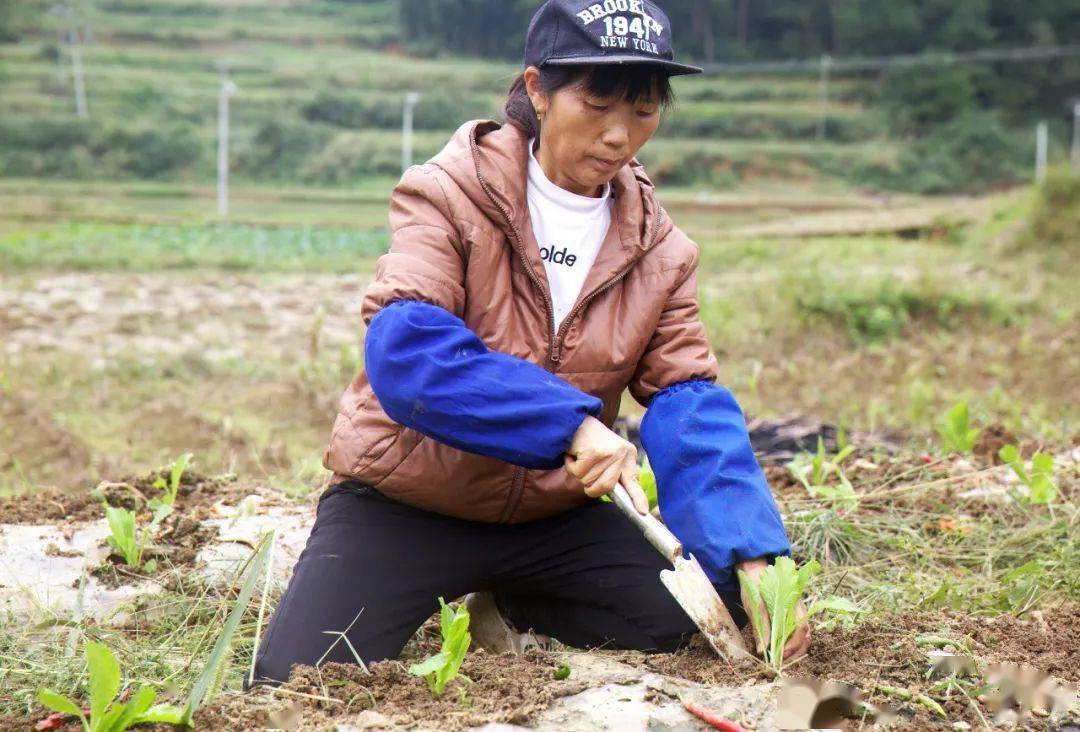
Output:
top-left (179, 607), bottom-right (1078, 731)
top-left (3, 458), bottom-right (1078, 731)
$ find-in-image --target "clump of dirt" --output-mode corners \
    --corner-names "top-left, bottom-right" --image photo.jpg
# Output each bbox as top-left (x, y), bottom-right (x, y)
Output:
top-left (763, 464), bottom-right (803, 498)
top-left (0, 467), bottom-right (271, 525)
top-left (794, 605), bottom-right (1080, 729)
top-left (630, 605), bottom-right (1079, 730)
top-left (88, 511), bottom-right (218, 589)
top-left (0, 486), bottom-right (102, 524)
top-left (270, 649), bottom-right (586, 730)
top-left (972, 423), bottom-right (1023, 465)
top-left (636, 633), bottom-right (764, 687)
top-left (109, 467), bottom-right (264, 520)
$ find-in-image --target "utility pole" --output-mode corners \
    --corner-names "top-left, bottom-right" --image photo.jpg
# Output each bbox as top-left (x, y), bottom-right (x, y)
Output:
top-left (51, 4), bottom-right (88, 118)
top-left (816, 54), bottom-right (831, 141)
top-left (217, 73), bottom-right (238, 217)
top-left (68, 23), bottom-right (88, 118)
top-left (1035, 121), bottom-right (1048, 183)
top-left (1072, 103), bottom-right (1080, 175)
top-left (402, 91), bottom-right (420, 174)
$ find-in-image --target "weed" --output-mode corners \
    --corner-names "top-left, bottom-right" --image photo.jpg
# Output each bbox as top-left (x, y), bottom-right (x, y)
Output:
top-left (936, 401), bottom-right (980, 455)
top-left (998, 444), bottom-right (1058, 505)
top-left (37, 641), bottom-right (185, 731)
top-left (408, 597), bottom-right (471, 695)
top-left (738, 556), bottom-right (820, 671)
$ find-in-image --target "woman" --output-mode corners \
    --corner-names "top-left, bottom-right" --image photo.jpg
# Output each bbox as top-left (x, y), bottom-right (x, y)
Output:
top-left (249, 0), bottom-right (807, 688)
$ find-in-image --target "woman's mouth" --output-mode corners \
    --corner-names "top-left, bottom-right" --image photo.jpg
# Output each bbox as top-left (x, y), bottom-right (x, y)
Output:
top-left (588, 155), bottom-right (620, 171)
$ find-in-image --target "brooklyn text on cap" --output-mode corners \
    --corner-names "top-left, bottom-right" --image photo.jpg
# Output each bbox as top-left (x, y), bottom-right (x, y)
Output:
top-left (524, 0), bottom-right (703, 76)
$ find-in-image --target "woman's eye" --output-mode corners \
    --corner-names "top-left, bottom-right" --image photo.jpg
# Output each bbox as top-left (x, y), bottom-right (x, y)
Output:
top-left (586, 101), bottom-right (608, 111)
top-left (637, 109), bottom-right (658, 118)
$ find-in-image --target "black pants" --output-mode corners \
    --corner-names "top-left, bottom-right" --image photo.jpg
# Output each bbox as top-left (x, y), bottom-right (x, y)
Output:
top-left (248, 481), bottom-right (746, 688)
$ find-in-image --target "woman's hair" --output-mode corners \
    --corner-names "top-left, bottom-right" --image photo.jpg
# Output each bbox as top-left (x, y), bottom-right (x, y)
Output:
top-left (503, 64), bottom-right (675, 138)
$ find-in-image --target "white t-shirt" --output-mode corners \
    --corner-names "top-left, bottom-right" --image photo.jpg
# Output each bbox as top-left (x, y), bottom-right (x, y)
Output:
top-left (526, 137), bottom-right (613, 332)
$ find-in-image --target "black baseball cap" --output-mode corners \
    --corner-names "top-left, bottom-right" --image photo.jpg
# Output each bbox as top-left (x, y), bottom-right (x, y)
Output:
top-left (524, 0), bottom-right (702, 76)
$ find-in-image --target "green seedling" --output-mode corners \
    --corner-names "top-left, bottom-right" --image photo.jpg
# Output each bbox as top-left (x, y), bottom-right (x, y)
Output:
top-left (408, 597), bottom-right (471, 695)
top-left (806, 595), bottom-right (864, 631)
top-left (738, 556), bottom-right (820, 671)
top-left (104, 501), bottom-right (173, 570)
top-left (37, 641), bottom-right (186, 731)
top-left (151, 452), bottom-right (193, 507)
top-left (998, 444), bottom-right (1058, 505)
top-left (936, 401), bottom-right (980, 455)
top-left (788, 438), bottom-right (858, 508)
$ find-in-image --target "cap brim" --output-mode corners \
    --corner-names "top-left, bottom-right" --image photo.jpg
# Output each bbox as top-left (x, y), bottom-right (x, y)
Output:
top-left (543, 55), bottom-right (703, 76)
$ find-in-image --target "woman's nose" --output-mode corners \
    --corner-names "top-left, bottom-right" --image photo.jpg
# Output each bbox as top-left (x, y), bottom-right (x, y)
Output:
top-left (601, 122), bottom-right (630, 150)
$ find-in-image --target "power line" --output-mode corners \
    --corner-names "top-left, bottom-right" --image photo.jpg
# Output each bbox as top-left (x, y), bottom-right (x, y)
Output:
top-left (701, 44), bottom-right (1080, 75)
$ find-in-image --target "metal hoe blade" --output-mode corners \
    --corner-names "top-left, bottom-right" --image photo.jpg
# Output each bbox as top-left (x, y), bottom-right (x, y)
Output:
top-left (660, 553), bottom-right (751, 662)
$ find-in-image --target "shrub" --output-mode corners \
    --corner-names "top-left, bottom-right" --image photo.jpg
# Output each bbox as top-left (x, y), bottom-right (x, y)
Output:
top-left (302, 90), bottom-right (494, 131)
top-left (298, 131), bottom-right (404, 183)
top-left (879, 66), bottom-right (977, 135)
top-left (91, 125), bottom-right (204, 179)
top-left (1018, 170), bottom-right (1080, 250)
top-left (796, 279), bottom-right (1021, 346)
top-left (237, 121), bottom-right (334, 180)
top-left (876, 111), bottom-right (1030, 194)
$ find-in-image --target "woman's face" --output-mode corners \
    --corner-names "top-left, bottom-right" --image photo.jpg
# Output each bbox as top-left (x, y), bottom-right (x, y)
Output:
top-left (525, 66), bottom-right (662, 197)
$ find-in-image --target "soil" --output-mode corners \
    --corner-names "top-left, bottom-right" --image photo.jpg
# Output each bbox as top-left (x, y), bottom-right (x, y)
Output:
top-left (1, 467), bottom-right (289, 589)
top-left (0, 467), bottom-right (272, 525)
top-left (156, 650), bottom-right (588, 732)
top-left (164, 605), bottom-right (1078, 731)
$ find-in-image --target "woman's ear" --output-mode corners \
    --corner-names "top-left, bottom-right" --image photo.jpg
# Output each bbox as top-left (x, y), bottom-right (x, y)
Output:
top-left (523, 66), bottom-right (548, 117)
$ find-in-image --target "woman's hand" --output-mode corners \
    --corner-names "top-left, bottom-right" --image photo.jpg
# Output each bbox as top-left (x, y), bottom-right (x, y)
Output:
top-left (737, 557), bottom-right (812, 663)
top-left (564, 415), bottom-right (649, 514)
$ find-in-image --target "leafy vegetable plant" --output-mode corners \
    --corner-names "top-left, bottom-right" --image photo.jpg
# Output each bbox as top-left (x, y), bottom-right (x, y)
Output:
top-left (936, 401), bottom-right (980, 454)
top-left (998, 444), bottom-right (1058, 505)
top-left (37, 641), bottom-right (185, 731)
top-left (637, 456), bottom-right (658, 510)
top-left (738, 556), bottom-right (820, 671)
top-left (104, 501), bottom-right (172, 570)
top-left (408, 597), bottom-right (471, 694)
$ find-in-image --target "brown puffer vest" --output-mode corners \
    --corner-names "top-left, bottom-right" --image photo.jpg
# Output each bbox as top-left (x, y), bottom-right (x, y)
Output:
top-left (322, 119), bottom-right (719, 523)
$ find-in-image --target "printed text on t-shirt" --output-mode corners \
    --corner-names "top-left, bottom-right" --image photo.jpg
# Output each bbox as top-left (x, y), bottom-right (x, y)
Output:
top-left (540, 245), bottom-right (577, 267)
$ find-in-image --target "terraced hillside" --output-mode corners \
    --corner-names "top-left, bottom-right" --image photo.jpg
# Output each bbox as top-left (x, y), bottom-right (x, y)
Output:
top-left (0, 0), bottom-right (895, 191)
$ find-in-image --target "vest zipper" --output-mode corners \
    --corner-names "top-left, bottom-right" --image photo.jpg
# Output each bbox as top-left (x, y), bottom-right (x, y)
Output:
top-left (471, 135), bottom-right (554, 522)
top-left (470, 134), bottom-right (663, 521)
top-left (549, 204), bottom-right (663, 364)
top-left (470, 136), bottom-right (558, 361)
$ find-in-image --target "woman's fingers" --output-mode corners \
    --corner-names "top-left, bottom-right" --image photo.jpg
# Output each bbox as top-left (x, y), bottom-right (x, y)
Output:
top-left (620, 457), bottom-right (648, 514)
top-left (564, 450), bottom-right (601, 481)
top-left (782, 603), bottom-right (812, 662)
top-left (575, 452), bottom-right (616, 487)
top-left (583, 460), bottom-right (624, 499)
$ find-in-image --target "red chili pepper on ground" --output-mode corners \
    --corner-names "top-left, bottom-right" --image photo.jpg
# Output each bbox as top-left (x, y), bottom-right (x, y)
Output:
top-left (683, 699), bottom-right (746, 732)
